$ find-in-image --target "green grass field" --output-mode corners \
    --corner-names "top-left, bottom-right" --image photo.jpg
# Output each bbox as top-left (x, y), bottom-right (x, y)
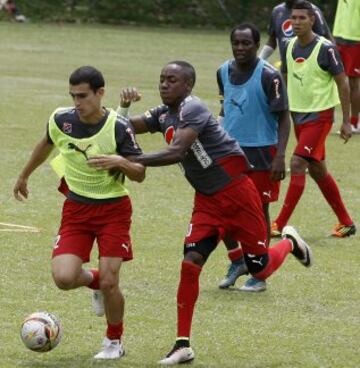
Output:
top-left (0, 22), bottom-right (359, 368)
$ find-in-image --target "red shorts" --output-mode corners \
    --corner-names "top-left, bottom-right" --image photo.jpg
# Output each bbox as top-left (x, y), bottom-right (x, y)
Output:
top-left (248, 171), bottom-right (280, 204)
top-left (337, 43), bottom-right (360, 77)
top-left (294, 111), bottom-right (333, 162)
top-left (53, 197), bottom-right (133, 262)
top-left (185, 176), bottom-right (268, 255)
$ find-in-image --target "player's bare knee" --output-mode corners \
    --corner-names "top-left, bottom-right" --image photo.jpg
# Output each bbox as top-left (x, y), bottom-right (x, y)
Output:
top-left (52, 272), bottom-right (76, 290)
top-left (290, 155), bottom-right (307, 174)
top-left (99, 276), bottom-right (119, 295)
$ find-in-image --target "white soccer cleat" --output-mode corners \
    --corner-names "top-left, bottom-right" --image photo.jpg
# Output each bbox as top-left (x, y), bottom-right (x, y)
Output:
top-left (282, 226), bottom-right (313, 267)
top-left (159, 346), bottom-right (195, 365)
top-left (94, 337), bottom-right (124, 360)
top-left (92, 290), bottom-right (105, 317)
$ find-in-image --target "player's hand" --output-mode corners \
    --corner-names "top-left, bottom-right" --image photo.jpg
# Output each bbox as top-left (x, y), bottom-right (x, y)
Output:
top-left (340, 122), bottom-right (352, 143)
top-left (270, 154), bottom-right (286, 181)
top-left (88, 155), bottom-right (126, 170)
top-left (14, 177), bottom-right (29, 201)
top-left (120, 87), bottom-right (141, 108)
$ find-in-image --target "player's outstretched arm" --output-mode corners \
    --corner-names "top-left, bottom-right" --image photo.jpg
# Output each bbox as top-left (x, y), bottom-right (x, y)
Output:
top-left (87, 155), bottom-right (145, 183)
top-left (334, 72), bottom-right (352, 143)
top-left (14, 135), bottom-right (54, 201)
top-left (133, 126), bottom-right (198, 167)
top-left (117, 87), bottom-right (149, 134)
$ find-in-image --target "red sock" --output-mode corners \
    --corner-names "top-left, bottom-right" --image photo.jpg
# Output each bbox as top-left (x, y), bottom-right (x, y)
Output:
top-left (276, 174), bottom-right (306, 230)
top-left (106, 321), bottom-right (123, 340)
top-left (228, 247), bottom-right (243, 262)
top-left (315, 174), bottom-right (353, 225)
top-left (177, 261), bottom-right (202, 338)
top-left (88, 269), bottom-right (100, 290)
top-left (254, 239), bottom-right (292, 280)
top-left (350, 116), bottom-right (358, 128)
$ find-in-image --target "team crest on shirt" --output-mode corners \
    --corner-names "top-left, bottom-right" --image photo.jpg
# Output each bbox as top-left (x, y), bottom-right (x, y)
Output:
top-left (62, 122), bottom-right (72, 133)
top-left (159, 113), bottom-right (167, 124)
top-left (165, 126), bottom-right (175, 145)
top-left (282, 19), bottom-right (293, 37)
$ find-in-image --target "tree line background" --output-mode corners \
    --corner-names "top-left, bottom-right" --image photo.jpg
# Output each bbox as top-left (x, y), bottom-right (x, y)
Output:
top-left (11, 0), bottom-right (338, 30)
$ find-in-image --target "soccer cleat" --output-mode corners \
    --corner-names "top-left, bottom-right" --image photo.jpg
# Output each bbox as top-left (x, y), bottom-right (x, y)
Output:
top-left (270, 222), bottom-right (282, 238)
top-left (92, 290), bottom-right (105, 317)
top-left (282, 226), bottom-right (313, 267)
top-left (351, 125), bottom-right (360, 134)
top-left (159, 346), bottom-right (195, 366)
top-left (239, 277), bottom-right (266, 292)
top-left (331, 223), bottom-right (356, 238)
top-left (218, 259), bottom-right (248, 289)
top-left (94, 337), bottom-right (125, 360)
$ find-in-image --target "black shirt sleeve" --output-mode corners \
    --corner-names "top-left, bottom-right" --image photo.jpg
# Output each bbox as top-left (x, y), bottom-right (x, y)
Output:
top-left (115, 118), bottom-right (143, 156)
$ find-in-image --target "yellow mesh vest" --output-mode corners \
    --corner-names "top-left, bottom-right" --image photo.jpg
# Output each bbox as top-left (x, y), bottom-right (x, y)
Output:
top-left (48, 108), bottom-right (129, 199)
top-left (333, 0), bottom-right (360, 41)
top-left (286, 37), bottom-right (340, 113)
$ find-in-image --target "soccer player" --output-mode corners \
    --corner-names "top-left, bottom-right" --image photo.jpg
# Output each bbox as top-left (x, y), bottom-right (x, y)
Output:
top-left (259, 0), bottom-right (333, 71)
top-left (216, 23), bottom-right (291, 292)
top-left (13, 66), bottom-right (145, 360)
top-left (93, 60), bottom-right (313, 365)
top-left (271, 0), bottom-right (356, 238)
top-left (0, 0), bottom-right (26, 22)
top-left (333, 0), bottom-right (360, 133)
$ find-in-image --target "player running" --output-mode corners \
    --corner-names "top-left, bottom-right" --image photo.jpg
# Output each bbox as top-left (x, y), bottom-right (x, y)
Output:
top-left (271, 0), bottom-right (356, 238)
top-left (216, 23), bottom-right (290, 292)
top-left (91, 60), bottom-right (314, 365)
top-left (14, 66), bottom-right (145, 360)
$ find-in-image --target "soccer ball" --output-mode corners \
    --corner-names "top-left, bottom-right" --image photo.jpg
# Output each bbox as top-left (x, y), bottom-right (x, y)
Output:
top-left (20, 312), bottom-right (62, 352)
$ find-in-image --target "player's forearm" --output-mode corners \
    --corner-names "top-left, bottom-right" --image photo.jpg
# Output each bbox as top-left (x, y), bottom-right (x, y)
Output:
top-left (18, 137), bottom-right (54, 179)
top-left (336, 76), bottom-right (351, 124)
top-left (276, 110), bottom-right (291, 156)
top-left (120, 161), bottom-right (146, 182)
top-left (134, 147), bottom-right (185, 167)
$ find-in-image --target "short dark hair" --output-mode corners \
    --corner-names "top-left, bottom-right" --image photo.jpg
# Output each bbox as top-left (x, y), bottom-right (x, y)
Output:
top-left (292, 0), bottom-right (315, 16)
top-left (69, 66), bottom-right (105, 92)
top-left (168, 60), bottom-right (196, 88)
top-left (230, 22), bottom-right (261, 45)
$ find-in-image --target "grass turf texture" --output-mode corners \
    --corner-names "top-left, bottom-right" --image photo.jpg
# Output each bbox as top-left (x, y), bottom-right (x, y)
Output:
top-left (0, 22), bottom-right (359, 368)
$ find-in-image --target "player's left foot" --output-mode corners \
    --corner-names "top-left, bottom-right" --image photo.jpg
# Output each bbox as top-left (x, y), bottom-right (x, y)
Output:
top-left (282, 226), bottom-right (313, 267)
top-left (159, 341), bottom-right (195, 365)
top-left (94, 337), bottom-right (125, 359)
top-left (239, 277), bottom-right (266, 292)
top-left (92, 290), bottom-right (105, 317)
top-left (218, 259), bottom-right (248, 289)
top-left (331, 223), bottom-right (356, 238)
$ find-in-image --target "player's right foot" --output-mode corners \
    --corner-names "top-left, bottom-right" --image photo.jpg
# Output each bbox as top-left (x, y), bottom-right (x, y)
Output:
top-left (158, 344), bottom-right (195, 366)
top-left (94, 337), bottom-right (125, 359)
top-left (218, 259), bottom-right (248, 289)
top-left (331, 223), bottom-right (356, 238)
top-left (271, 222), bottom-right (282, 238)
top-left (282, 226), bottom-right (313, 267)
top-left (92, 290), bottom-right (105, 317)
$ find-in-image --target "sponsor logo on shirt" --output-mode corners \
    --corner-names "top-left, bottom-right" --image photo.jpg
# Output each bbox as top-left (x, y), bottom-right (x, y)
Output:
top-left (164, 125), bottom-right (175, 145)
top-left (282, 19), bottom-right (293, 37)
top-left (191, 139), bottom-right (213, 168)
